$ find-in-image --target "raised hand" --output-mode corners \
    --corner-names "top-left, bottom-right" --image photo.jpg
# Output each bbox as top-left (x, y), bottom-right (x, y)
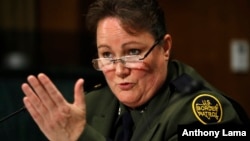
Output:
top-left (21, 73), bottom-right (86, 141)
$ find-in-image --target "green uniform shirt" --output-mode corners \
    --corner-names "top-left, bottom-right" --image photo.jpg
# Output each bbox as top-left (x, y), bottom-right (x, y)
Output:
top-left (79, 59), bottom-right (248, 141)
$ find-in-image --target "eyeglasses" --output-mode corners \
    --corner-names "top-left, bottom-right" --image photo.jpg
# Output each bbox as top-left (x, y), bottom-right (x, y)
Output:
top-left (92, 39), bottom-right (161, 71)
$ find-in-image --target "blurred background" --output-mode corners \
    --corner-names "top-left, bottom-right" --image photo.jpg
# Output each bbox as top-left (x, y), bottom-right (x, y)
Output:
top-left (0, 0), bottom-right (249, 140)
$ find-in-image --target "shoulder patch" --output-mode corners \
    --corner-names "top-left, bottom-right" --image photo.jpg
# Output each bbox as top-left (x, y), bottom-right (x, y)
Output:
top-left (192, 94), bottom-right (223, 124)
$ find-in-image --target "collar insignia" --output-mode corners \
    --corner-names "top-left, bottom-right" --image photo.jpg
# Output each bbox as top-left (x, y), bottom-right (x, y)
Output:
top-left (192, 94), bottom-right (223, 124)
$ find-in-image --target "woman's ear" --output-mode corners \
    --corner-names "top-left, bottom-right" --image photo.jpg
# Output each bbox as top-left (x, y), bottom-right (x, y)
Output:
top-left (162, 34), bottom-right (172, 60)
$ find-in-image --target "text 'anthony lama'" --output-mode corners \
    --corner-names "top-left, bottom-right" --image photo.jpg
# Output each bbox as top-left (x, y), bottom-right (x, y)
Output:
top-left (181, 128), bottom-right (246, 138)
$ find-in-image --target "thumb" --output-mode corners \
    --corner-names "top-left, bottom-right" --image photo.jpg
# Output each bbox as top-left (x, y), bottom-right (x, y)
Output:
top-left (74, 78), bottom-right (85, 109)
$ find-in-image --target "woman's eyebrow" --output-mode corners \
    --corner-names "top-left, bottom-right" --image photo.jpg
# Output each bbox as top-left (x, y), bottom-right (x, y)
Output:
top-left (122, 41), bottom-right (146, 48)
top-left (97, 41), bottom-right (146, 49)
top-left (97, 44), bottom-right (110, 49)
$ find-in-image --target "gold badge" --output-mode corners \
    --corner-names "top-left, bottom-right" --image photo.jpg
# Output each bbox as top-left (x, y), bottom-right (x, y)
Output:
top-left (192, 94), bottom-right (223, 124)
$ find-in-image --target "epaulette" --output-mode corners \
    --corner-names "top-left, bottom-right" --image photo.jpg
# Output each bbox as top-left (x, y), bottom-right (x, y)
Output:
top-left (170, 73), bottom-right (204, 94)
top-left (85, 82), bottom-right (107, 93)
top-left (93, 83), bottom-right (103, 89)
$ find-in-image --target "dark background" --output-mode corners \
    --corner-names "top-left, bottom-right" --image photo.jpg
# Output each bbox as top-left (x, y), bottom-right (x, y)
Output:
top-left (0, 0), bottom-right (249, 140)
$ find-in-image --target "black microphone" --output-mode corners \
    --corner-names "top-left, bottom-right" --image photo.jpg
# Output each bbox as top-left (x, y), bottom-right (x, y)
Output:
top-left (0, 106), bottom-right (26, 123)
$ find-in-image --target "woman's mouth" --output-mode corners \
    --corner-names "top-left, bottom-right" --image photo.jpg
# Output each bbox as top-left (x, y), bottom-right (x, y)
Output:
top-left (118, 82), bottom-right (134, 90)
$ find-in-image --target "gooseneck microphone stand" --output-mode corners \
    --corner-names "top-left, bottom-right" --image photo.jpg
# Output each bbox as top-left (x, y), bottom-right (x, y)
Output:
top-left (0, 106), bottom-right (26, 123)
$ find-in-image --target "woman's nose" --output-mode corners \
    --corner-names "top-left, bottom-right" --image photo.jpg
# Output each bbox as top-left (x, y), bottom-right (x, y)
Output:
top-left (115, 62), bottom-right (130, 78)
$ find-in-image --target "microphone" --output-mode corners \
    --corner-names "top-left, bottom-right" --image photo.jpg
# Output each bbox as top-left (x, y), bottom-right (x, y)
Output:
top-left (0, 106), bottom-right (26, 123)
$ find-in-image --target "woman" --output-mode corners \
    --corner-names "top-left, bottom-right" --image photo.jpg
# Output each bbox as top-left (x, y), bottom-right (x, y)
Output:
top-left (21, 0), bottom-right (248, 140)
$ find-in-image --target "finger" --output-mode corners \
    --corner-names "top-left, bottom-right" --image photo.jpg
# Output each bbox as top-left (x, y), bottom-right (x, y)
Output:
top-left (23, 97), bottom-right (54, 139)
top-left (27, 75), bottom-right (56, 110)
top-left (37, 73), bottom-right (67, 107)
top-left (21, 83), bottom-right (48, 115)
top-left (74, 78), bottom-right (85, 109)
top-left (23, 96), bottom-right (45, 127)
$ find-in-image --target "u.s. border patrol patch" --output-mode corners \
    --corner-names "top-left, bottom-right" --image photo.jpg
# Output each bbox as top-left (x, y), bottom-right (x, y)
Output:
top-left (192, 94), bottom-right (223, 124)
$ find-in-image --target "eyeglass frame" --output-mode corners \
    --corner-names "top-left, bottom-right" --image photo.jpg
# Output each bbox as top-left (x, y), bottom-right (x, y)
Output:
top-left (92, 38), bottom-right (162, 71)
